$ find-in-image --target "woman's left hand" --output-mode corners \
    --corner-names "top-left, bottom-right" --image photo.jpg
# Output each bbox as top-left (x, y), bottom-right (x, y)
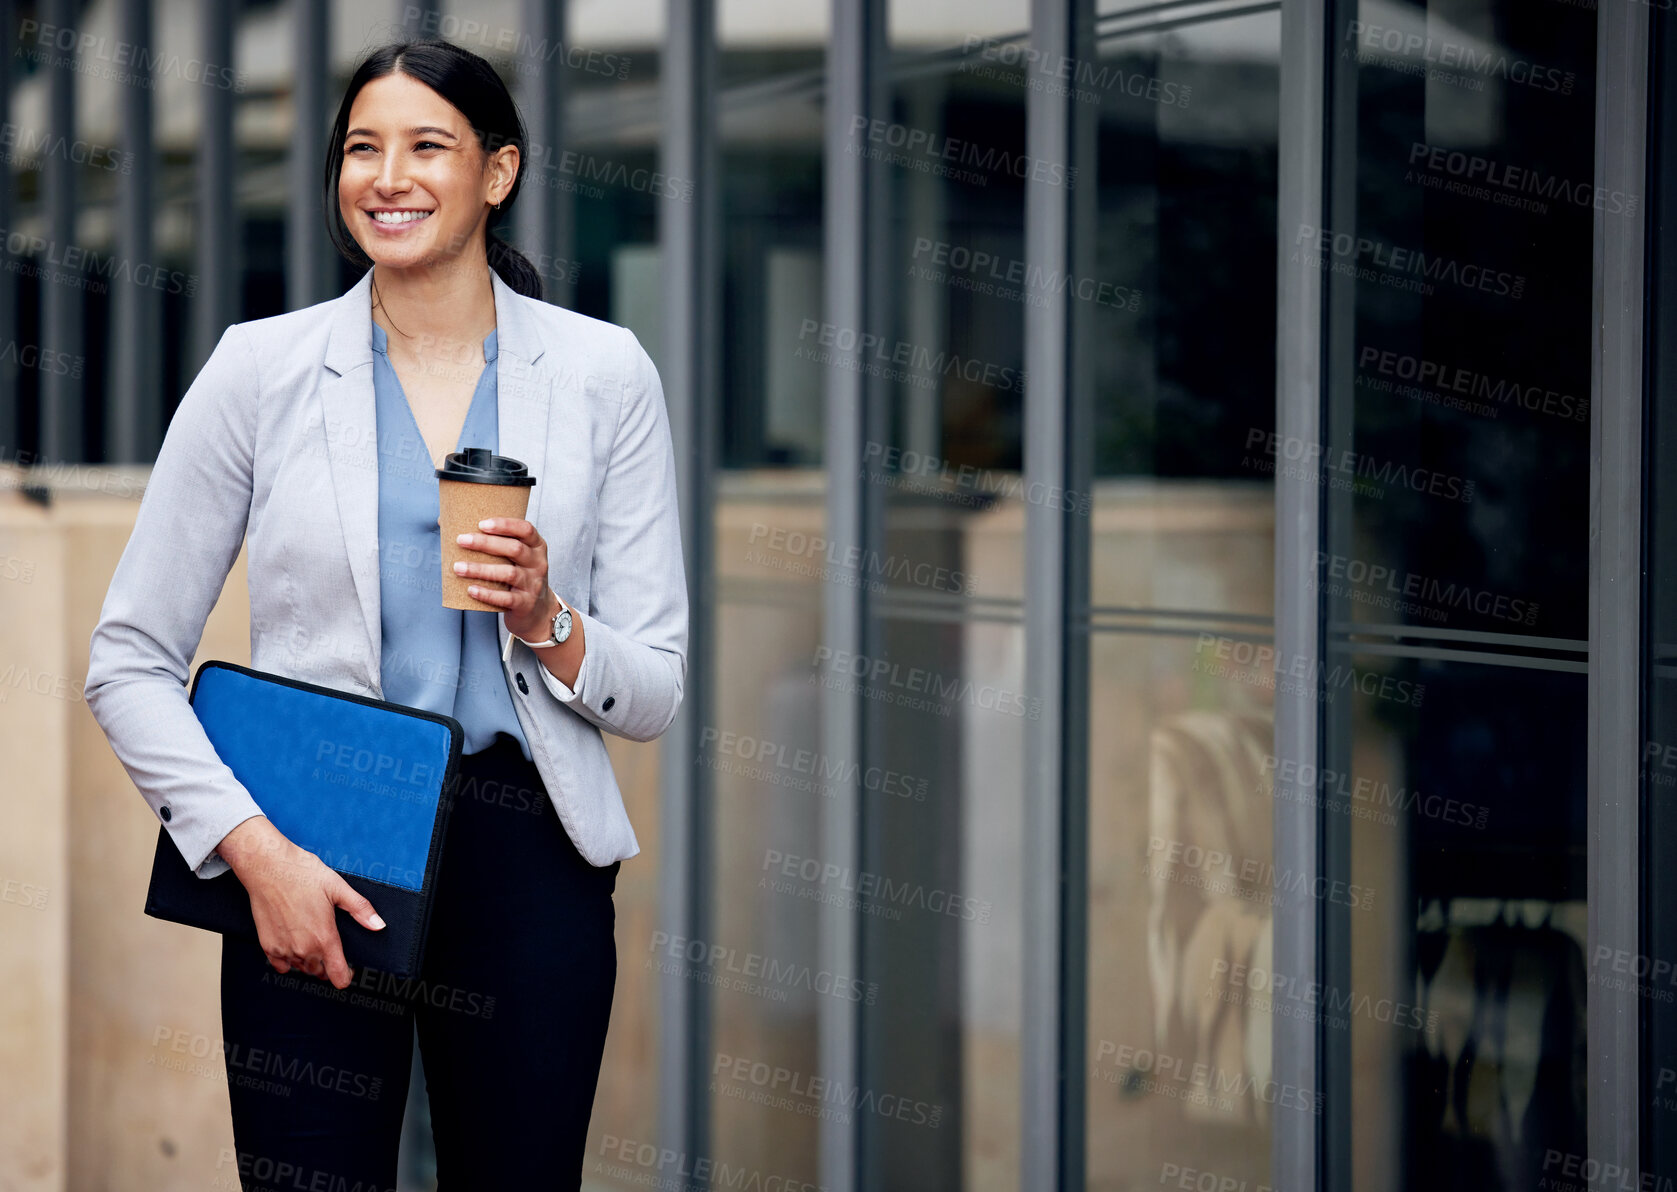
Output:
top-left (454, 516), bottom-right (556, 640)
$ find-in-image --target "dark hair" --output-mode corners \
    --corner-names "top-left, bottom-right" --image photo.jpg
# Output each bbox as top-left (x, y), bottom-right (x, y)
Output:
top-left (323, 39), bottom-right (543, 300)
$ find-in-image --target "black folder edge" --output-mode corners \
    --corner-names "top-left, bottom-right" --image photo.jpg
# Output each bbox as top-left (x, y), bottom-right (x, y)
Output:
top-left (143, 659), bottom-right (465, 977)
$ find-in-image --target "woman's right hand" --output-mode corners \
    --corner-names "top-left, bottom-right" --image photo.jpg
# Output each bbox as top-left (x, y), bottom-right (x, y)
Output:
top-left (216, 816), bottom-right (385, 990)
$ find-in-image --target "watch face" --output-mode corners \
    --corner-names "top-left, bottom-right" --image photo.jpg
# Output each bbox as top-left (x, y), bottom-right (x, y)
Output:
top-left (554, 605), bottom-right (573, 643)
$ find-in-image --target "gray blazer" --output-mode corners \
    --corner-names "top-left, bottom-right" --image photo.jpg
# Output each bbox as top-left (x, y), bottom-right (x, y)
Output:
top-left (85, 267), bottom-right (687, 877)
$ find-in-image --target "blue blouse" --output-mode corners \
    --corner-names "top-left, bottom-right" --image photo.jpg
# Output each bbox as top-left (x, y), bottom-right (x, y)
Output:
top-left (372, 319), bottom-right (533, 761)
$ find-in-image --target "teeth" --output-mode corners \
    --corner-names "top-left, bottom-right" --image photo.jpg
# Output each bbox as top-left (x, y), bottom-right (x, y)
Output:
top-left (371, 210), bottom-right (431, 224)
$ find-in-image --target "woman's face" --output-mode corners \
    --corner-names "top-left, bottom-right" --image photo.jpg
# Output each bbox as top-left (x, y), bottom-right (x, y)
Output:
top-left (338, 72), bottom-right (519, 277)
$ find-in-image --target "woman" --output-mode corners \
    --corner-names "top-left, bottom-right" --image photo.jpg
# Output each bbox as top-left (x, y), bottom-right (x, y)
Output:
top-left (84, 38), bottom-right (686, 1191)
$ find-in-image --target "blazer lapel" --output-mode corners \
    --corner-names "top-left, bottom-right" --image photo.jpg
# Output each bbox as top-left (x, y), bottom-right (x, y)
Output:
top-left (318, 266), bottom-right (553, 683)
top-left (319, 268), bottom-right (382, 672)
top-left (488, 268), bottom-right (550, 529)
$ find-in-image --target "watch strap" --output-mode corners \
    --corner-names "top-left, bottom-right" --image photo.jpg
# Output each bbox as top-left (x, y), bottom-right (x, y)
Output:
top-left (500, 591), bottom-right (571, 661)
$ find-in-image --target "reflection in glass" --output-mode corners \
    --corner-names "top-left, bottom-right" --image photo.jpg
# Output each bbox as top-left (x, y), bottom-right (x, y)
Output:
top-left (844, 3), bottom-right (1036, 1188)
top-left (1324, 2), bottom-right (1595, 1188)
top-left (559, 5), bottom-right (667, 1186)
top-left (707, 0), bottom-right (828, 1185)
top-left (1345, 660), bottom-right (1586, 1191)
top-left (1079, 6), bottom-right (1280, 1190)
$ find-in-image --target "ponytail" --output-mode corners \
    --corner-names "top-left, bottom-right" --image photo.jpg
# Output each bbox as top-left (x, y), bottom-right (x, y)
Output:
top-left (486, 227), bottom-right (544, 301)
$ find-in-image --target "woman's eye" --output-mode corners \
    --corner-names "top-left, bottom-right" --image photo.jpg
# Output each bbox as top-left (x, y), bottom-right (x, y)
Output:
top-left (345, 143), bottom-right (374, 154)
top-left (414, 141), bottom-right (444, 151)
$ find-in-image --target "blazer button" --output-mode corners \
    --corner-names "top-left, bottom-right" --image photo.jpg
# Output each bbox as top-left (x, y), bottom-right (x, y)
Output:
top-left (159, 805), bottom-right (172, 822)
top-left (601, 696), bottom-right (615, 712)
top-left (516, 672), bottom-right (530, 695)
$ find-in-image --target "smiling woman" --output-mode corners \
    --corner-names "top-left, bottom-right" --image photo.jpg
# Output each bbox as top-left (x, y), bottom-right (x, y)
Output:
top-left (325, 42), bottom-right (543, 302)
top-left (329, 52), bottom-right (534, 476)
top-left (83, 35), bottom-right (686, 1192)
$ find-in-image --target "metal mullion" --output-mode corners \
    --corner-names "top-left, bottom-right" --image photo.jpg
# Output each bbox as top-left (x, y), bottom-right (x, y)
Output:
top-left (288, 0), bottom-right (329, 312)
top-left (41, 0), bottom-right (79, 461)
top-left (111, 0), bottom-right (158, 463)
top-left (658, 0), bottom-right (718, 1174)
top-left (821, 2), bottom-right (886, 1189)
top-left (1325, 642), bottom-right (1589, 674)
top-left (1021, 0), bottom-right (1094, 1189)
top-left (1272, 0), bottom-right (1328, 1184)
top-left (191, 0), bottom-right (237, 374)
top-left (1097, 0), bottom-right (1279, 40)
top-left (1316, 0), bottom-right (1363, 1180)
top-left (1590, 0), bottom-right (1649, 1175)
top-left (0, 0), bottom-right (15, 451)
top-left (1327, 623), bottom-right (1588, 652)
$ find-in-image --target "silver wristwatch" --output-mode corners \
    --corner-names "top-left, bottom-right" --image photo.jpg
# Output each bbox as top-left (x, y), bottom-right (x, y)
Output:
top-left (515, 591), bottom-right (573, 648)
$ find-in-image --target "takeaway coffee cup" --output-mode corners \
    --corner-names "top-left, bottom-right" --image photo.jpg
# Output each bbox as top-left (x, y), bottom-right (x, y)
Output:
top-left (436, 447), bottom-right (538, 611)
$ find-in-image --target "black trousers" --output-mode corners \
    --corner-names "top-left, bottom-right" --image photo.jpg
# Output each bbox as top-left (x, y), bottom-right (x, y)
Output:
top-left (219, 731), bottom-right (619, 1192)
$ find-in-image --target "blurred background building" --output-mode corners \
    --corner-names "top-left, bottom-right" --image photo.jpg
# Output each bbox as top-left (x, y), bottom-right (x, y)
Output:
top-left (2, 0), bottom-right (1674, 1189)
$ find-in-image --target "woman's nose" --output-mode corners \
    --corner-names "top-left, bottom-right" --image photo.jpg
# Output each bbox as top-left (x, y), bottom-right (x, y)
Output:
top-left (377, 154), bottom-right (409, 193)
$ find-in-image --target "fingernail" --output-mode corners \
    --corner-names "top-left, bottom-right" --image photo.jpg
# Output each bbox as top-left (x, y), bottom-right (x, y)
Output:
top-left (456, 533), bottom-right (472, 544)
top-left (478, 518), bottom-right (494, 529)
top-left (370, 914), bottom-right (386, 930)
top-left (454, 561), bottom-right (467, 573)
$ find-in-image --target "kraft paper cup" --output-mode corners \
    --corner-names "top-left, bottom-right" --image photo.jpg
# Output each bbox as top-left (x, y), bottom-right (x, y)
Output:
top-left (436, 447), bottom-right (538, 611)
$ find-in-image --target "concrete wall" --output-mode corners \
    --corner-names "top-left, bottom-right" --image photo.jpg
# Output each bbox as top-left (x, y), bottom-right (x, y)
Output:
top-left (0, 469), bottom-right (243, 1192)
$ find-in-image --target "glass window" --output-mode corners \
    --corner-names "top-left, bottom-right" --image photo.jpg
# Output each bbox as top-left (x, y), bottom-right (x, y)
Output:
top-left (706, 1), bottom-right (829, 1187)
top-left (555, 4), bottom-right (669, 1186)
top-left (1082, 5), bottom-right (1280, 1189)
top-left (1322, 2), bottom-right (1595, 1187)
top-left (834, 3), bottom-right (1034, 1188)
top-left (550, 0), bottom-right (664, 336)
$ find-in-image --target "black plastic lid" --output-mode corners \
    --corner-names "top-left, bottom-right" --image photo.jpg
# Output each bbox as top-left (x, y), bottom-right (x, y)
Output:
top-left (435, 447), bottom-right (536, 487)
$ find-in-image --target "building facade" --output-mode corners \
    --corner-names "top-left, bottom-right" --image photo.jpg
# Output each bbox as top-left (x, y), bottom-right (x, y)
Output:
top-left (0, 0), bottom-right (1666, 1189)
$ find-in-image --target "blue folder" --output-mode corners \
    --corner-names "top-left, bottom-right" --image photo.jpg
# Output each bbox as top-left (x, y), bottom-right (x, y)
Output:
top-left (144, 660), bottom-right (463, 978)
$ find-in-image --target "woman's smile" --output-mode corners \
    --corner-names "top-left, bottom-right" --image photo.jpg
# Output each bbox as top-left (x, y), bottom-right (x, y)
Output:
top-left (364, 208), bottom-right (436, 234)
